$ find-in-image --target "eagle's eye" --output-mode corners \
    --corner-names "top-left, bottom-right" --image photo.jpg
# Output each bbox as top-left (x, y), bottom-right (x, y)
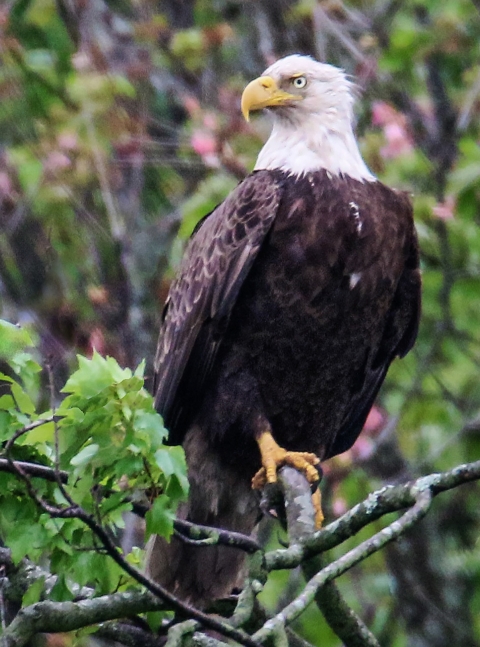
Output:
top-left (292, 76), bottom-right (307, 89)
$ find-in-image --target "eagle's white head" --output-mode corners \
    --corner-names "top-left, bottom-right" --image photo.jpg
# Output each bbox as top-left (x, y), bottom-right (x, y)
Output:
top-left (241, 54), bottom-right (375, 182)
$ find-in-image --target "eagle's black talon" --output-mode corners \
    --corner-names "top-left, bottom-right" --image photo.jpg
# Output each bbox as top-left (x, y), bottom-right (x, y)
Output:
top-left (310, 465), bottom-right (323, 493)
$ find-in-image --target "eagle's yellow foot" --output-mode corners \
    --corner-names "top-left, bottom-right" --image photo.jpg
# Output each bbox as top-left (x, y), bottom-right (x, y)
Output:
top-left (312, 488), bottom-right (324, 529)
top-left (252, 430), bottom-right (323, 527)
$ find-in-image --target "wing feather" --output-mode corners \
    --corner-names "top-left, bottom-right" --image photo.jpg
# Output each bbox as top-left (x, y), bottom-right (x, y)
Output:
top-left (154, 171), bottom-right (284, 442)
top-left (328, 227), bottom-right (421, 458)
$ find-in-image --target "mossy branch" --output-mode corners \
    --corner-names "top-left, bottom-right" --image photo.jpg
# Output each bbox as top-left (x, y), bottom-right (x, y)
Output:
top-left (3, 460), bottom-right (480, 646)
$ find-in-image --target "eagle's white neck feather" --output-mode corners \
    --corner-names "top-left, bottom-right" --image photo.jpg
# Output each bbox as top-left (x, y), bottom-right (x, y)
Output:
top-left (254, 115), bottom-right (375, 181)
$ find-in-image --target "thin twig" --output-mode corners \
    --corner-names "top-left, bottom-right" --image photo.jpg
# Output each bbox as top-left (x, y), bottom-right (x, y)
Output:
top-left (7, 46), bottom-right (78, 111)
top-left (457, 66), bottom-right (480, 131)
top-left (72, 511), bottom-right (259, 647)
top-left (85, 114), bottom-right (124, 240)
top-left (173, 529), bottom-right (218, 546)
top-left (1, 417), bottom-right (54, 443)
top-left (0, 565), bottom-right (7, 636)
top-left (313, 5), bottom-right (367, 63)
top-left (0, 458), bottom-right (68, 482)
top-left (173, 518), bottom-right (262, 554)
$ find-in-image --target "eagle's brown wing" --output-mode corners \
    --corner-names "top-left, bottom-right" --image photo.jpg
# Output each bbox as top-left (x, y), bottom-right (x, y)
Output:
top-left (153, 170), bottom-right (284, 443)
top-left (328, 206), bottom-right (421, 458)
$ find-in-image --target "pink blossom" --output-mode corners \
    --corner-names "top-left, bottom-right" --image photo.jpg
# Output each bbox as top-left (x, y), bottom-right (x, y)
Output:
top-left (432, 195), bottom-right (455, 220)
top-left (381, 123), bottom-right (413, 159)
top-left (191, 131), bottom-right (219, 167)
top-left (372, 101), bottom-right (413, 159)
top-left (332, 496), bottom-right (348, 517)
top-left (203, 113), bottom-right (218, 130)
top-left (58, 132), bottom-right (78, 150)
top-left (87, 327), bottom-right (106, 356)
top-left (72, 51), bottom-right (91, 71)
top-left (191, 131), bottom-right (217, 156)
top-left (44, 151), bottom-right (71, 172)
top-left (372, 101), bottom-right (396, 126)
top-left (351, 436), bottom-right (375, 461)
top-left (183, 95), bottom-right (201, 117)
top-left (0, 171), bottom-right (14, 197)
top-left (363, 405), bottom-right (385, 434)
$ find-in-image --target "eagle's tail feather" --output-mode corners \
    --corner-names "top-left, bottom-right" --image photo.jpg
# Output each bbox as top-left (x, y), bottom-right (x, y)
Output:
top-left (145, 426), bottom-right (259, 607)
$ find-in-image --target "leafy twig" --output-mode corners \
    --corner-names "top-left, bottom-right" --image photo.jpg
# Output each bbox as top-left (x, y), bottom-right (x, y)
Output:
top-left (0, 458), bottom-right (261, 553)
top-left (7, 46), bottom-right (78, 112)
top-left (0, 418), bottom-right (54, 444)
top-left (3, 432), bottom-right (259, 647)
top-left (5, 443), bottom-right (480, 646)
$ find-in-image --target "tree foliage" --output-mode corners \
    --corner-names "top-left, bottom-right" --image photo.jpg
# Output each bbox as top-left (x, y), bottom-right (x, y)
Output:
top-left (1, 0), bottom-right (480, 646)
top-left (0, 321), bottom-right (187, 597)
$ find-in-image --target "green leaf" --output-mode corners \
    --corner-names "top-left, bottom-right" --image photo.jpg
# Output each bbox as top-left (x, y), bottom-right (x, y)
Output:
top-left (70, 443), bottom-right (99, 467)
top-left (154, 446), bottom-right (189, 495)
top-left (22, 576), bottom-right (46, 607)
top-left (49, 574), bottom-right (74, 602)
top-left (8, 517), bottom-right (50, 563)
top-left (62, 352), bottom-right (133, 398)
top-left (146, 610), bottom-right (168, 632)
top-left (0, 320), bottom-right (33, 360)
top-left (134, 360), bottom-right (146, 378)
top-left (11, 382), bottom-right (35, 414)
top-left (145, 494), bottom-right (175, 540)
top-left (16, 157), bottom-right (43, 194)
top-left (179, 172), bottom-right (237, 240)
top-left (0, 394), bottom-right (16, 410)
top-left (56, 405), bottom-right (84, 422)
top-left (135, 410), bottom-right (168, 442)
top-left (25, 420), bottom-right (55, 444)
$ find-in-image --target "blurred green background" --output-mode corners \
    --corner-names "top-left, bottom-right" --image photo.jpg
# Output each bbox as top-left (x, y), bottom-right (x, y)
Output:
top-left (1, 0), bottom-right (480, 644)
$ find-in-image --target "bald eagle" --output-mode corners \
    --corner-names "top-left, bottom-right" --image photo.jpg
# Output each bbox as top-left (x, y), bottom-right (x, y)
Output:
top-left (146, 55), bottom-right (421, 605)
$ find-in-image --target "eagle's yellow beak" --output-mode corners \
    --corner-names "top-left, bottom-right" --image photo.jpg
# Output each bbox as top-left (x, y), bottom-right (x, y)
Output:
top-left (241, 76), bottom-right (300, 122)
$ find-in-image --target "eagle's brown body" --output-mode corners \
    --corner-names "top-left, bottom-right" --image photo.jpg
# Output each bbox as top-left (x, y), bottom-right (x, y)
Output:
top-left (147, 168), bottom-right (421, 604)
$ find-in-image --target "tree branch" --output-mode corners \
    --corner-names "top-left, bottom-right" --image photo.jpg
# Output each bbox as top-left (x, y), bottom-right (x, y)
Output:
top-left (0, 458), bottom-right (68, 483)
top-left (254, 489), bottom-right (432, 643)
top-left (173, 519), bottom-right (261, 554)
top-left (266, 459), bottom-right (480, 571)
top-left (303, 563), bottom-right (380, 647)
top-left (277, 468), bottom-right (380, 647)
top-left (0, 549), bottom-right (94, 608)
top-left (96, 621), bottom-right (164, 647)
top-left (1, 590), bottom-right (166, 647)
top-left (4, 447), bottom-right (480, 646)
